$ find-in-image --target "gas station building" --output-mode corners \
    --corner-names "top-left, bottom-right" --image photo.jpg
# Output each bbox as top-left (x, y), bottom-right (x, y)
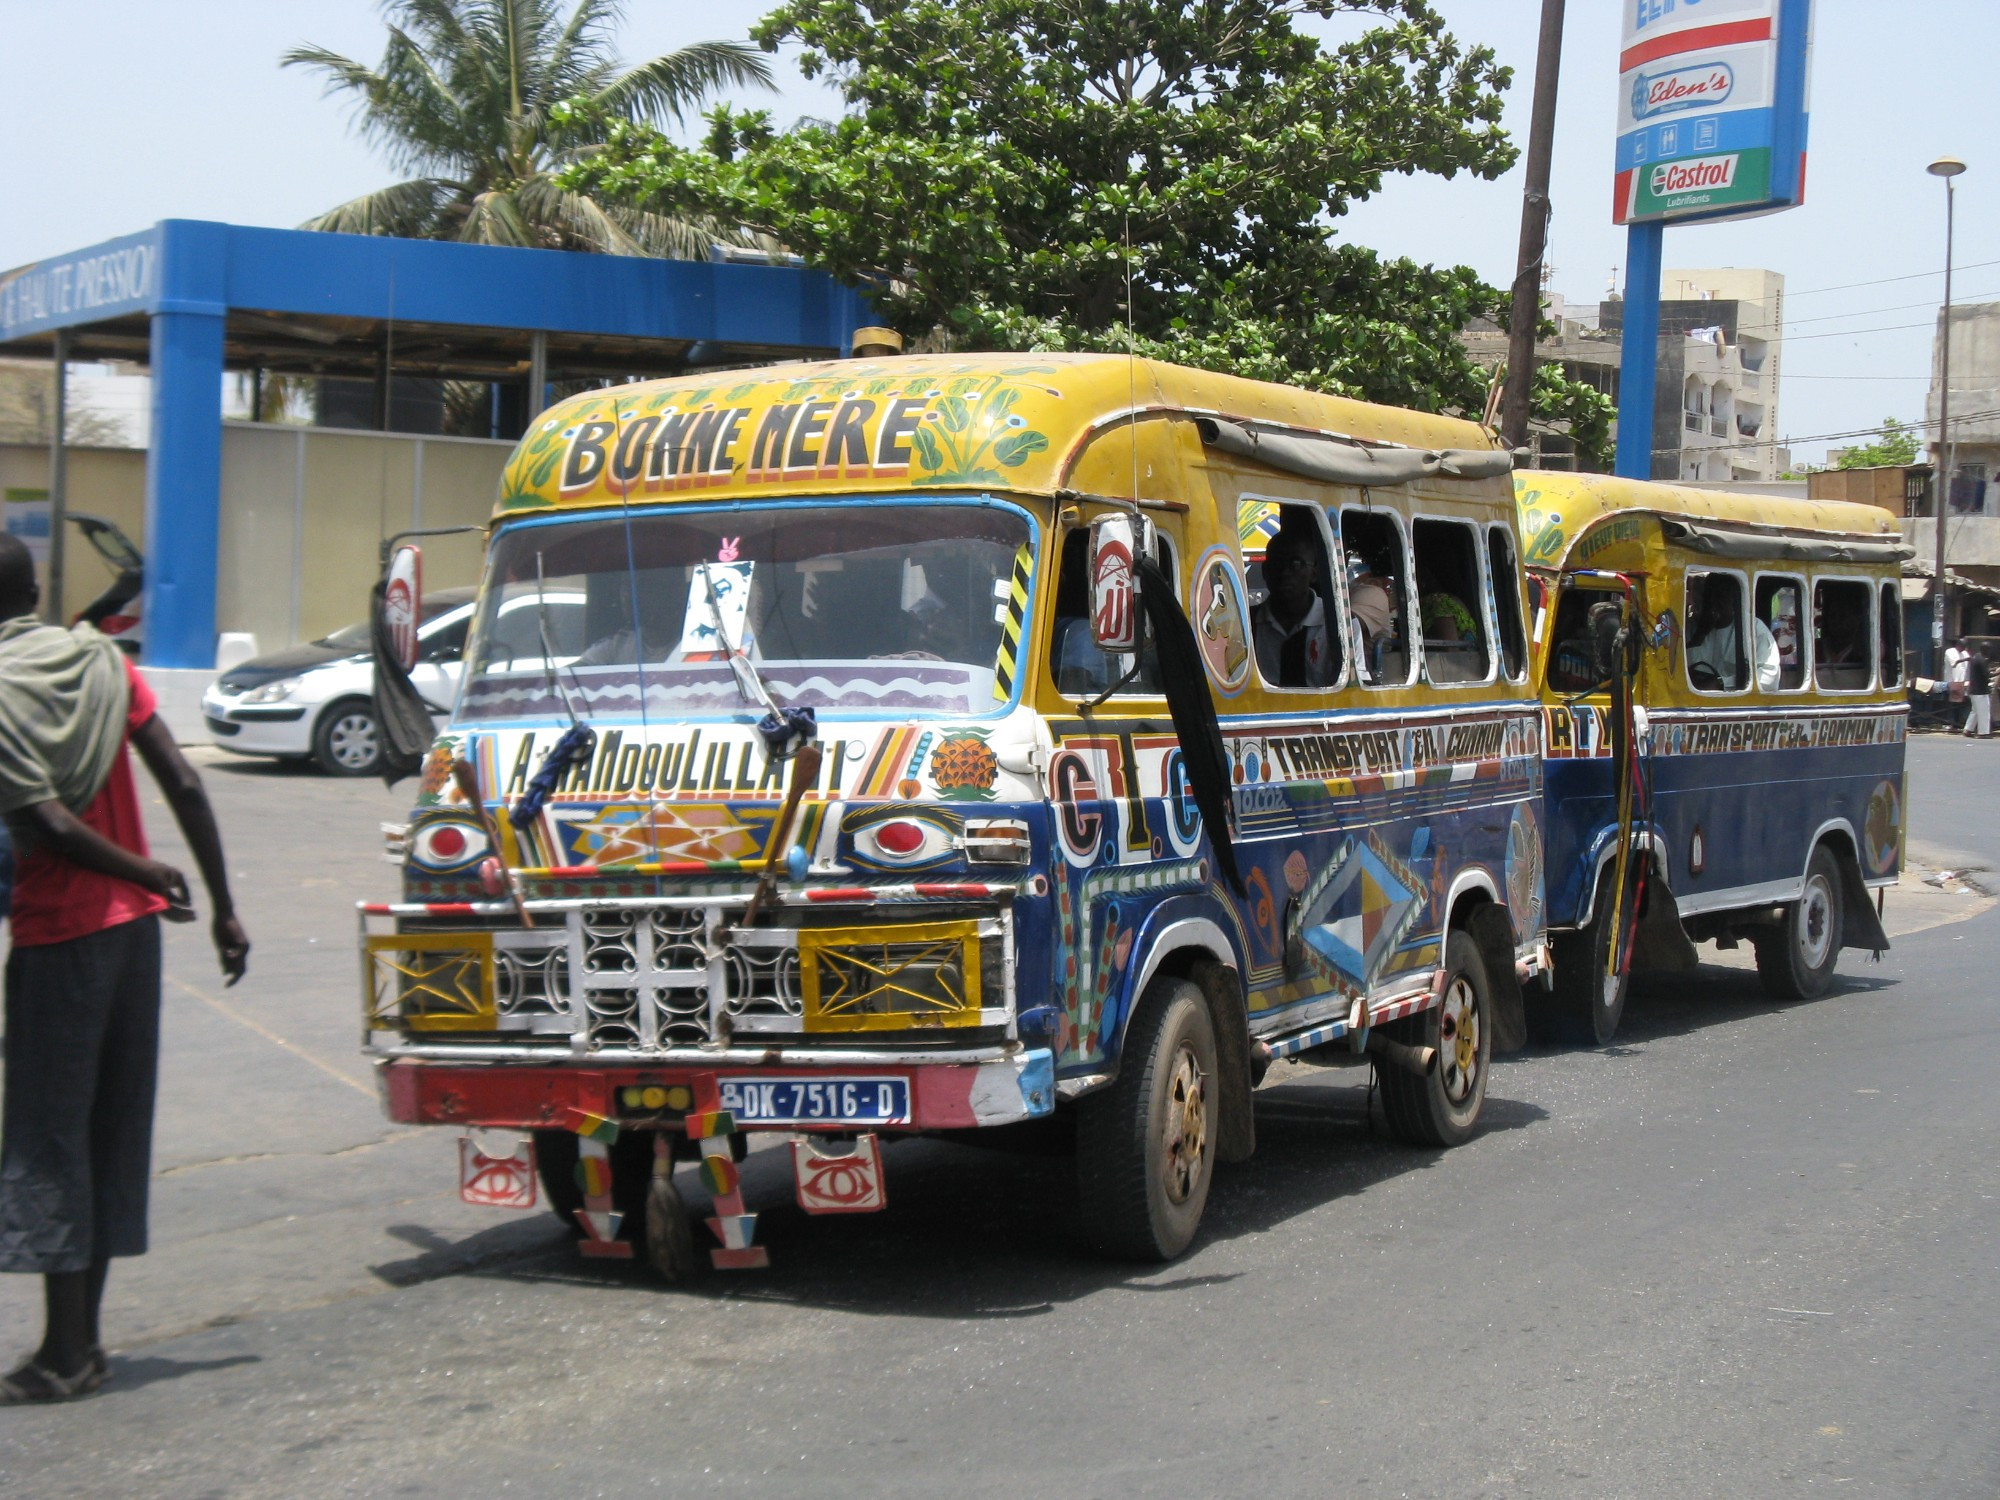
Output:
top-left (0, 220), bottom-right (869, 708)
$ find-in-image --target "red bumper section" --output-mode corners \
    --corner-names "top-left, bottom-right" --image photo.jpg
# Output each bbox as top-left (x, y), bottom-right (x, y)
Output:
top-left (377, 1054), bottom-right (1052, 1133)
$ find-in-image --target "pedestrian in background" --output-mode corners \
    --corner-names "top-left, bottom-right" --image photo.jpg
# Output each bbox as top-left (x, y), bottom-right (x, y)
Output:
top-left (1945, 637), bottom-right (1971, 729)
top-left (0, 534), bottom-right (249, 1404)
top-left (1968, 646), bottom-right (1994, 739)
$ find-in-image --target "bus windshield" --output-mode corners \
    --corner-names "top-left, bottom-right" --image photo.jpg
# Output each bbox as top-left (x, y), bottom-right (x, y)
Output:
top-left (459, 502), bottom-right (1030, 722)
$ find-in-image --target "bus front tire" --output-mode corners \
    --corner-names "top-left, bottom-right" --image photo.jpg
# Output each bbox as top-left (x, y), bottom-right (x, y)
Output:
top-left (533, 1128), bottom-right (654, 1247)
top-left (1542, 866), bottom-right (1637, 1047)
top-left (1378, 930), bottom-right (1491, 1148)
top-left (1076, 978), bottom-right (1219, 1262)
top-left (1753, 845), bottom-right (1844, 1000)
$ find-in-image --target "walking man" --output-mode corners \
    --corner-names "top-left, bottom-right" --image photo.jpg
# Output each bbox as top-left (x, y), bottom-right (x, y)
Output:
top-left (0, 535), bottom-right (248, 1402)
top-left (1968, 645), bottom-right (1994, 739)
top-left (1946, 636), bottom-right (1971, 730)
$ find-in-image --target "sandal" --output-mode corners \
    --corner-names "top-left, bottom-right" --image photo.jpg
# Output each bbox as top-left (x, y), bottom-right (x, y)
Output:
top-left (0, 1356), bottom-right (104, 1405)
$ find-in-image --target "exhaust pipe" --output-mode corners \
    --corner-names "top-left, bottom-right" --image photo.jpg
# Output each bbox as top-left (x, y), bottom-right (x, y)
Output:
top-left (1366, 1031), bottom-right (1436, 1078)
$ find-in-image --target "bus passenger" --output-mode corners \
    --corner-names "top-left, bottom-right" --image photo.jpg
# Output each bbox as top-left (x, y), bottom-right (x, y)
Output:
top-left (1251, 527), bottom-right (1332, 688)
top-left (1687, 576), bottom-right (1780, 691)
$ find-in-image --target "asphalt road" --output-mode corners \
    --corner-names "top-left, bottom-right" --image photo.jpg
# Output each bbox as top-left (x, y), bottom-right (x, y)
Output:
top-left (2, 735), bottom-right (1996, 1498)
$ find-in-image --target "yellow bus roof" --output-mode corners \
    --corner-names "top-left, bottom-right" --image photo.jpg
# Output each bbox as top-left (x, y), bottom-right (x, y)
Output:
top-left (495, 352), bottom-right (1502, 518)
top-left (1514, 470), bottom-right (1903, 570)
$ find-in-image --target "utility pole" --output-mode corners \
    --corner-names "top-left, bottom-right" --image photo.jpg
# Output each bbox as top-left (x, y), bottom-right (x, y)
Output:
top-left (1928, 155), bottom-right (1966, 659)
top-left (1501, 0), bottom-right (1567, 452)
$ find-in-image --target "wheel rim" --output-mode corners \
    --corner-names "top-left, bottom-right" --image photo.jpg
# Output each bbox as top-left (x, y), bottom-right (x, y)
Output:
top-left (1159, 1041), bottom-right (1208, 1205)
top-left (328, 712), bottom-right (378, 769)
top-left (1796, 872), bottom-right (1836, 969)
top-left (1438, 974), bottom-right (1481, 1104)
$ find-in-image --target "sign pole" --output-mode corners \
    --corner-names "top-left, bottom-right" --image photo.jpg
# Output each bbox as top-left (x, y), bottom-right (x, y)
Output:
top-left (46, 327), bottom-right (68, 625)
top-left (1615, 221), bottom-right (1664, 480)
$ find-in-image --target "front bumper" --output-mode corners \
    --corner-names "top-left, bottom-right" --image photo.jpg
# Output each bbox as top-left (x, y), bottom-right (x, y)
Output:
top-left (202, 686), bottom-right (315, 755)
top-left (377, 1053), bottom-right (1057, 1132)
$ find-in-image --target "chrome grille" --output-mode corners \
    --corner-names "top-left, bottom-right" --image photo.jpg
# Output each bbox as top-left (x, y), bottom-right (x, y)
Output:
top-left (371, 900), bottom-right (1009, 1055)
top-left (492, 946), bottom-right (569, 1021)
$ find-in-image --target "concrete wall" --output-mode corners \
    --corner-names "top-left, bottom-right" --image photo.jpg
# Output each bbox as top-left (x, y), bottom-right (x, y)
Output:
top-left (1929, 302), bottom-right (2000, 449)
top-left (2, 424), bottom-right (507, 656)
top-left (217, 423), bottom-right (503, 648)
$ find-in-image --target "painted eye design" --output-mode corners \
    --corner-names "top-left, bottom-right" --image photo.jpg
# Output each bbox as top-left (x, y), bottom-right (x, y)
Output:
top-left (849, 816), bottom-right (956, 868)
top-left (409, 819), bottom-right (491, 871)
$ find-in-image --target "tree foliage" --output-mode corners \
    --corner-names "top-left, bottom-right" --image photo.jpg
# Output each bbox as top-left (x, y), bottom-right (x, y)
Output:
top-left (568, 0), bottom-right (1610, 460)
top-left (1836, 418), bottom-right (1920, 470)
top-left (285, 0), bottom-right (773, 255)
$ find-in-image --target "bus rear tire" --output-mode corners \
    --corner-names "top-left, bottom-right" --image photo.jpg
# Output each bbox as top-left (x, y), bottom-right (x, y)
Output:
top-left (1076, 978), bottom-right (1218, 1262)
top-left (1378, 931), bottom-right (1491, 1148)
top-left (1753, 844), bottom-right (1844, 1000)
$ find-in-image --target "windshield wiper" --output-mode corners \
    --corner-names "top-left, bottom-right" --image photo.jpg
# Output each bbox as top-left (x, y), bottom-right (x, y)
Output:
top-left (697, 561), bottom-right (815, 760)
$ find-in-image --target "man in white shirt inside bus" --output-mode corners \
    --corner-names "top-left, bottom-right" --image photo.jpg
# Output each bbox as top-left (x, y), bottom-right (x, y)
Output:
top-left (1687, 578), bottom-right (1780, 691)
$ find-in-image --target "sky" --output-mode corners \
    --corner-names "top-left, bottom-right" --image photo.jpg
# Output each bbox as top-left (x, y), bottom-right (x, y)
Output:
top-left (0, 0), bottom-right (1991, 466)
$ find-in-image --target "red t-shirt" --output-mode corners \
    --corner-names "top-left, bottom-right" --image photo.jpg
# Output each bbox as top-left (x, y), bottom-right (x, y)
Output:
top-left (10, 657), bottom-right (171, 947)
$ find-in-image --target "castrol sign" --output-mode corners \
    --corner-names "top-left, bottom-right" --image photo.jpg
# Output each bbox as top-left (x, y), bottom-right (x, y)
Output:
top-left (1649, 155), bottom-right (1740, 196)
top-left (1613, 0), bottom-right (1812, 226)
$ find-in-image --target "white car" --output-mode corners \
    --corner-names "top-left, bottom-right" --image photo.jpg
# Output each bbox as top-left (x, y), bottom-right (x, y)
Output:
top-left (202, 589), bottom-right (477, 775)
top-left (204, 587), bottom-right (592, 774)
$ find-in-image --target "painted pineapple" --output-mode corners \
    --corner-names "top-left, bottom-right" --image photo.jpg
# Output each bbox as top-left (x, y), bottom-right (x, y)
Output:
top-left (930, 734), bottom-right (998, 799)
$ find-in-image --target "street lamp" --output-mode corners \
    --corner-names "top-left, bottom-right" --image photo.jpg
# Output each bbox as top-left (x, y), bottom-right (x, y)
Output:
top-left (1929, 155), bottom-right (1966, 660)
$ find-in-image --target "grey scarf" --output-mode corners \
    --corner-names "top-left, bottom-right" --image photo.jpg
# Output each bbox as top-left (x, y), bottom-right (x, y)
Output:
top-left (0, 617), bottom-right (133, 816)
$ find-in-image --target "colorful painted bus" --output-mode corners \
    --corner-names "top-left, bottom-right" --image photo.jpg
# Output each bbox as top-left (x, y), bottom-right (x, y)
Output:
top-left (1515, 472), bottom-right (1908, 1044)
top-left (361, 354), bottom-right (1547, 1270)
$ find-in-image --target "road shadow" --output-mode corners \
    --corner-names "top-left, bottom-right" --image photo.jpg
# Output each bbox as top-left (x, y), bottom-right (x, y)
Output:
top-left (202, 754), bottom-right (322, 780)
top-left (473, 1071), bottom-right (1547, 1319)
top-left (102, 1352), bottom-right (261, 1395)
top-left (371, 1217), bottom-right (572, 1287)
top-left (1523, 958), bottom-right (1901, 1056)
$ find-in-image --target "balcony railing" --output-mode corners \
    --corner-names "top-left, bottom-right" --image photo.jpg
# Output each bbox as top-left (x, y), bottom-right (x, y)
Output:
top-left (1685, 410), bottom-right (1704, 432)
top-left (1710, 416), bottom-right (1729, 437)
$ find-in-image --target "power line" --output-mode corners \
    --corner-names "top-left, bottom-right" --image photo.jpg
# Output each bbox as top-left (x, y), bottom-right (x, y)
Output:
top-left (1762, 319), bottom-right (1935, 344)
top-left (1651, 404), bottom-right (2000, 458)
top-left (1782, 258), bottom-right (2000, 299)
top-left (1724, 288), bottom-right (2000, 338)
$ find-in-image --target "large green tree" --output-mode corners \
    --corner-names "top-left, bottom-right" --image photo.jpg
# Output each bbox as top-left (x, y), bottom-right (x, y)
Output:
top-left (1836, 418), bottom-right (1920, 470)
top-left (285, 0), bottom-right (774, 256)
top-left (568, 0), bottom-right (1613, 458)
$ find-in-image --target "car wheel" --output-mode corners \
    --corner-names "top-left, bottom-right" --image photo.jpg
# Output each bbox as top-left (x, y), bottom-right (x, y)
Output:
top-left (312, 699), bottom-right (382, 776)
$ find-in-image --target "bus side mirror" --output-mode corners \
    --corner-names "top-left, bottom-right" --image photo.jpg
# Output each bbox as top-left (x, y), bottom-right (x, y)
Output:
top-left (1089, 512), bottom-right (1152, 651)
top-left (380, 543), bottom-right (423, 673)
top-left (1587, 599), bottom-right (1624, 681)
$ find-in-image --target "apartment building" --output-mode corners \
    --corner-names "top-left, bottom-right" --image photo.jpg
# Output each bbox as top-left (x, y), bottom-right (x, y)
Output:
top-left (1460, 268), bottom-right (1785, 478)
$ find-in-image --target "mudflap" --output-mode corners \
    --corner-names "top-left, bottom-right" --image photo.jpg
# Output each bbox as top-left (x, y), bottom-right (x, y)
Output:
top-left (1633, 870), bottom-right (1701, 974)
top-left (1192, 959), bottom-right (1256, 1162)
top-left (1467, 904), bottom-right (1528, 1055)
top-left (1836, 850), bottom-right (1893, 955)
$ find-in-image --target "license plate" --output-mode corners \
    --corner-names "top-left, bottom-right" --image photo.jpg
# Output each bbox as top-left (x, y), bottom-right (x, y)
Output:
top-left (718, 1075), bottom-right (911, 1126)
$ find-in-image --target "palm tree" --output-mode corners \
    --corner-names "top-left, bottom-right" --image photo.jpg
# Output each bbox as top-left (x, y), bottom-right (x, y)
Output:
top-left (284, 0), bottom-right (772, 256)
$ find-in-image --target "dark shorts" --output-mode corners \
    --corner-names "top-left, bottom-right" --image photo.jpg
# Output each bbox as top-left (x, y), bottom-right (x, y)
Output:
top-left (0, 914), bottom-right (162, 1273)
